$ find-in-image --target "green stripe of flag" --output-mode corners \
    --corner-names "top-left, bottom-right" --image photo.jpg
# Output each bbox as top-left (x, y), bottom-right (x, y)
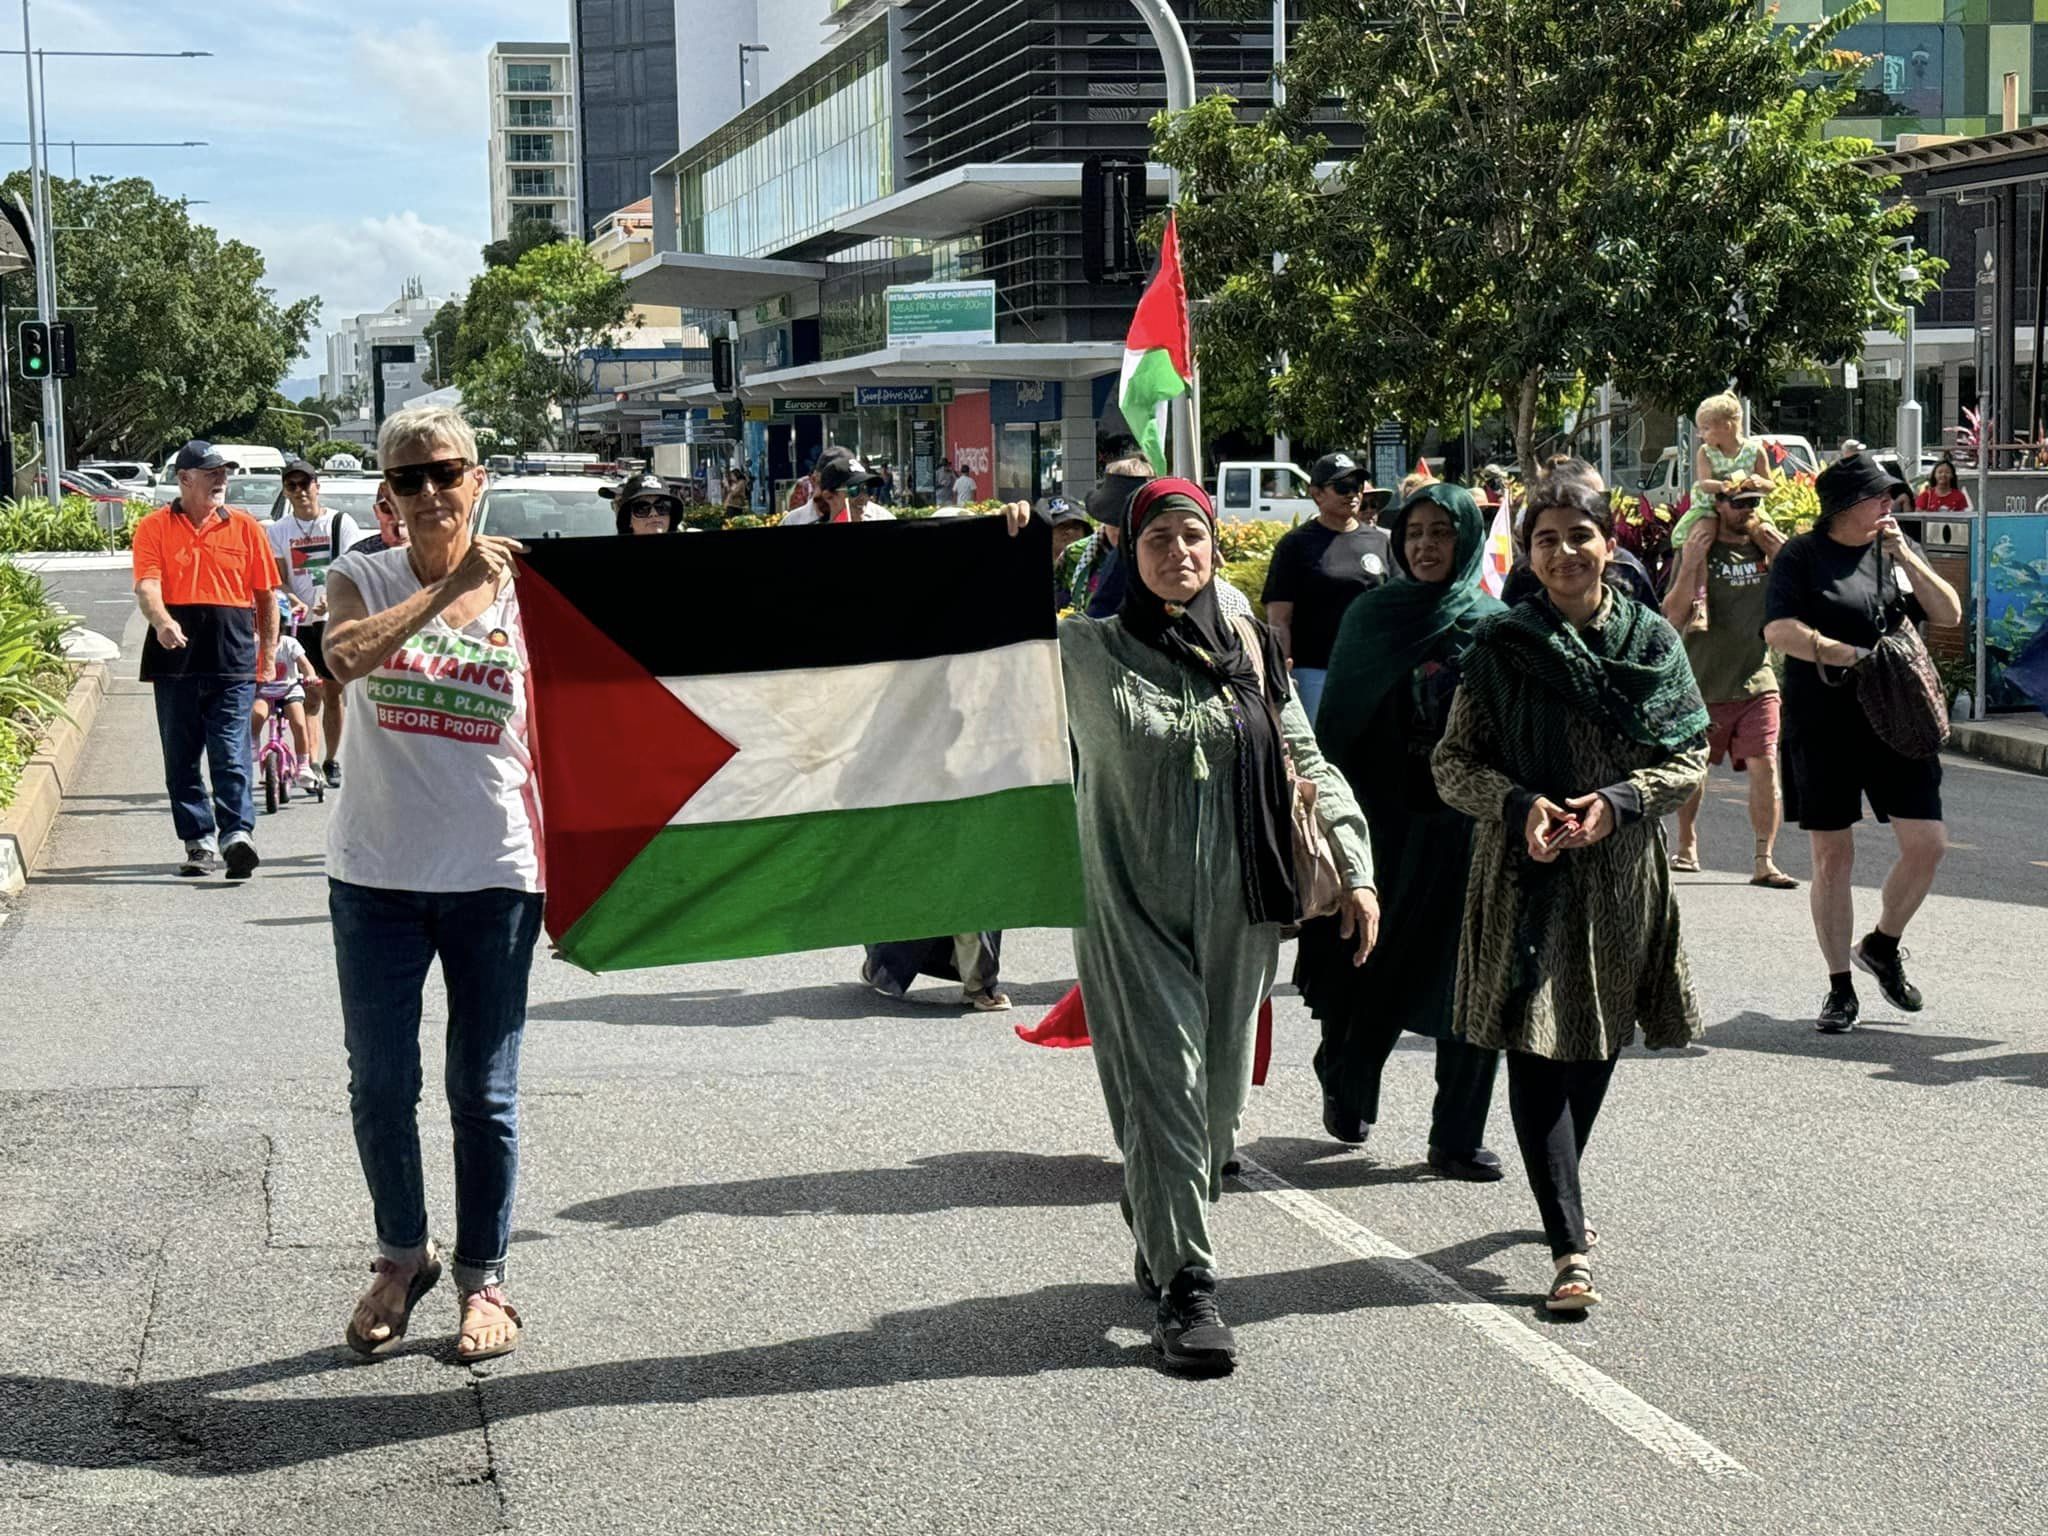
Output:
top-left (1119, 345), bottom-right (1189, 476)
top-left (557, 783), bottom-right (1086, 971)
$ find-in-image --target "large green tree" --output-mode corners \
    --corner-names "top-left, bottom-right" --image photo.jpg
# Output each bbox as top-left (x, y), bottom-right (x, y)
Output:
top-left (453, 241), bottom-right (628, 451)
top-left (1, 174), bottom-right (316, 462)
top-left (1163, 0), bottom-right (1930, 475)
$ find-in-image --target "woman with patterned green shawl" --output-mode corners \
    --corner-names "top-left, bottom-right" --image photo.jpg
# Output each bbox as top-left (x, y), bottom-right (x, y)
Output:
top-left (1295, 483), bottom-right (1508, 1178)
top-left (1431, 464), bottom-right (1708, 1315)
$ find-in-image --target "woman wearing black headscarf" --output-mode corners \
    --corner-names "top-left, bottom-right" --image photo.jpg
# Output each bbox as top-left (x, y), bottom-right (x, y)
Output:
top-left (1031, 477), bottom-right (1378, 1374)
top-left (1294, 484), bottom-right (1508, 1172)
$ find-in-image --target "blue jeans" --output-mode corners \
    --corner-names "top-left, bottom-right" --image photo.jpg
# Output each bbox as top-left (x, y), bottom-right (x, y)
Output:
top-left (330, 878), bottom-right (546, 1292)
top-left (151, 676), bottom-right (255, 843)
top-left (1292, 666), bottom-right (1328, 725)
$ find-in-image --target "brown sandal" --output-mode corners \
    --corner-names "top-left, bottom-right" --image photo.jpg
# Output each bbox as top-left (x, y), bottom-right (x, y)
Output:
top-left (345, 1243), bottom-right (443, 1358)
top-left (457, 1285), bottom-right (523, 1362)
top-left (1751, 858), bottom-right (1799, 890)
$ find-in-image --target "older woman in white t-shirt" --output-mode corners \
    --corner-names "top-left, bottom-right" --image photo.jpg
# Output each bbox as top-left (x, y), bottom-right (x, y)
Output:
top-left (320, 404), bottom-right (537, 1364)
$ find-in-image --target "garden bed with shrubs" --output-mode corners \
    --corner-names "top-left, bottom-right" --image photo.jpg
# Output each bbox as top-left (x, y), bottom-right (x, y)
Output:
top-left (0, 558), bottom-right (77, 811)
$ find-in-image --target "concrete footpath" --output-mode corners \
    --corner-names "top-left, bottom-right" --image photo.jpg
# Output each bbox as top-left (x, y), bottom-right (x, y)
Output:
top-left (1949, 709), bottom-right (2048, 775)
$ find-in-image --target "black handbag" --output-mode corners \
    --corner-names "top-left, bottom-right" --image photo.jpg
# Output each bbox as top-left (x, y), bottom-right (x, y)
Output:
top-left (1820, 541), bottom-right (1949, 760)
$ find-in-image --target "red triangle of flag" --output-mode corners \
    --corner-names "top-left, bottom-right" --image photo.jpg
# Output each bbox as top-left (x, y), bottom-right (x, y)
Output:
top-left (516, 559), bottom-right (738, 947)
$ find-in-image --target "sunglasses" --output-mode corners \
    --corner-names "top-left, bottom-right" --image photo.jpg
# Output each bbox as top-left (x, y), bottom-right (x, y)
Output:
top-left (1326, 478), bottom-right (1364, 496)
top-left (629, 501), bottom-right (677, 519)
top-left (283, 476), bottom-right (314, 492)
top-left (384, 458), bottom-right (473, 496)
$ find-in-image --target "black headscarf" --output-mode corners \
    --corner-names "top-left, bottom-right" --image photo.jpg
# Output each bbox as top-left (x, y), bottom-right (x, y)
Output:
top-left (1120, 477), bottom-right (1299, 925)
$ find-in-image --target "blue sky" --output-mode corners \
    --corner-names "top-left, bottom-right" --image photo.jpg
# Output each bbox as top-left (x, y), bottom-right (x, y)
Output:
top-left (2, 0), bottom-right (570, 385)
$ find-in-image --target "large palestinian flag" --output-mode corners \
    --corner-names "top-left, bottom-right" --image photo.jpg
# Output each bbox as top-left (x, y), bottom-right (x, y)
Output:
top-left (516, 515), bottom-right (1086, 971)
top-left (1118, 211), bottom-right (1192, 475)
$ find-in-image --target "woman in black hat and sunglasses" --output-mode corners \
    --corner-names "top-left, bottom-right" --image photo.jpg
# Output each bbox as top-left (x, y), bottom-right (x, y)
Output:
top-left (604, 471), bottom-right (686, 536)
top-left (1763, 454), bottom-right (1961, 1034)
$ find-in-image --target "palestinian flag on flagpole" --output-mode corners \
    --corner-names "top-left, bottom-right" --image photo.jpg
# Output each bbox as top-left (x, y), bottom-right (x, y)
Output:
top-left (516, 517), bottom-right (1086, 971)
top-left (1118, 211), bottom-right (1192, 474)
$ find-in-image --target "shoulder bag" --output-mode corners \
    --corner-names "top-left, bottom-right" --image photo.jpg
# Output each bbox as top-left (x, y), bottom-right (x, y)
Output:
top-left (1819, 540), bottom-right (1950, 760)
top-left (1232, 615), bottom-right (1346, 921)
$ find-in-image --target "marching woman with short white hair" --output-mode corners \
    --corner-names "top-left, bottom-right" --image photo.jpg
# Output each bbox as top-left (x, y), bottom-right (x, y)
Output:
top-left (320, 403), bottom-right (539, 1363)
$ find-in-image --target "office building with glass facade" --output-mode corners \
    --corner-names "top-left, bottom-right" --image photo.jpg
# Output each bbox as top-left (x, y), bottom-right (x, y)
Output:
top-left (571, 0), bottom-right (679, 240)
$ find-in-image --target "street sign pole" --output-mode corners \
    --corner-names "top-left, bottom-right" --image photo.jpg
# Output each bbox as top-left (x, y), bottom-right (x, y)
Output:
top-left (1130, 0), bottom-right (1200, 484)
top-left (20, 3), bottom-right (61, 503)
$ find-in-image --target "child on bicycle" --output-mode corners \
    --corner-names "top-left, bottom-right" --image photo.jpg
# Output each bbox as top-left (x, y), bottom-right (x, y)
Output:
top-left (252, 628), bottom-right (323, 793)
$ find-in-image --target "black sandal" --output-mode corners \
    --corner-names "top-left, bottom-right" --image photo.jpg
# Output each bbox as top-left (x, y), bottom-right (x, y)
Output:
top-left (345, 1245), bottom-right (443, 1357)
top-left (1545, 1263), bottom-right (1600, 1314)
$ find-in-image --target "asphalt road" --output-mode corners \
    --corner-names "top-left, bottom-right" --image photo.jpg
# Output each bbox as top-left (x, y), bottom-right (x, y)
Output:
top-left (2, 558), bottom-right (2043, 1535)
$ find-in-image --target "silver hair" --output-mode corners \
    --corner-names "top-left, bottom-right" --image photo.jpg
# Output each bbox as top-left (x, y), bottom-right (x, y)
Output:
top-left (378, 404), bottom-right (477, 466)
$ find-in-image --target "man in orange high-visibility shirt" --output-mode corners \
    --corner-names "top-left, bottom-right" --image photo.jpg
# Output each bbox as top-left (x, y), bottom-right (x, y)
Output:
top-left (131, 440), bottom-right (280, 879)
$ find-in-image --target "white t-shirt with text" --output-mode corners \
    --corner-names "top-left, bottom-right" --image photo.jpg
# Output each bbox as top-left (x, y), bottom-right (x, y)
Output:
top-left (267, 509), bottom-right (365, 611)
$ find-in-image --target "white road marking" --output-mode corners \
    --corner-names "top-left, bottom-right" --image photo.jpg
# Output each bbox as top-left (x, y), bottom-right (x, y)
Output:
top-left (1232, 1154), bottom-right (1753, 1479)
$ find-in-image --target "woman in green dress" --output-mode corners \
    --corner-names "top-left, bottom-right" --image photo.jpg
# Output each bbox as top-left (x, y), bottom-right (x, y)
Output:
top-left (1038, 477), bottom-right (1379, 1374)
top-left (1431, 464), bottom-right (1709, 1314)
top-left (1295, 484), bottom-right (1507, 1175)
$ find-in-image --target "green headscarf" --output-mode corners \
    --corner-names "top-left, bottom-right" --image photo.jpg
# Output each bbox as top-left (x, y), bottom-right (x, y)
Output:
top-left (1462, 588), bottom-right (1709, 769)
top-left (1315, 482), bottom-right (1505, 763)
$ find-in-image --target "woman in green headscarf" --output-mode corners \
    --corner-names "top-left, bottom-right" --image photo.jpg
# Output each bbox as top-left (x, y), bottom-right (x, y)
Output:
top-left (1431, 462), bottom-right (1708, 1315)
top-left (1295, 483), bottom-right (1508, 1180)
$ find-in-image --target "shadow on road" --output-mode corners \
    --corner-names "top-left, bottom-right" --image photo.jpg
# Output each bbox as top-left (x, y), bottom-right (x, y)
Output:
top-left (31, 853), bottom-right (328, 888)
top-left (557, 1149), bottom-right (1124, 1227)
top-left (1702, 1011), bottom-right (2048, 1089)
top-left (527, 979), bottom-right (1075, 1029)
top-left (1232, 1135), bottom-right (1439, 1190)
top-left (0, 1257), bottom-right (1455, 1477)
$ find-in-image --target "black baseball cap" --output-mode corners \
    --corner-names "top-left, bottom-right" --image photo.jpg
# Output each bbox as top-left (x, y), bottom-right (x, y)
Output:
top-left (815, 447), bottom-right (881, 493)
top-left (1309, 451), bottom-right (1362, 488)
top-left (173, 440), bottom-right (239, 472)
top-left (1815, 454), bottom-right (1907, 522)
top-left (281, 458), bottom-right (319, 481)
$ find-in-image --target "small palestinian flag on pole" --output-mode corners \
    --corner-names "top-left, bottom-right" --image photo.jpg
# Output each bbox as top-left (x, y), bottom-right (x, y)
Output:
top-left (1118, 211), bottom-right (1193, 475)
top-left (516, 517), bottom-right (1086, 970)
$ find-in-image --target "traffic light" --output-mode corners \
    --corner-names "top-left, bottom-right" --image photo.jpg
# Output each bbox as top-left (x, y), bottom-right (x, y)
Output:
top-left (17, 320), bottom-right (50, 380)
top-left (49, 321), bottom-right (76, 378)
top-left (710, 335), bottom-right (736, 395)
top-left (1082, 158), bottom-right (1146, 285)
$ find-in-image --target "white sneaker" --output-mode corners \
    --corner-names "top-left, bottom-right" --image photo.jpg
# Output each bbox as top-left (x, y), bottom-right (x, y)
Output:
top-left (295, 765), bottom-right (323, 792)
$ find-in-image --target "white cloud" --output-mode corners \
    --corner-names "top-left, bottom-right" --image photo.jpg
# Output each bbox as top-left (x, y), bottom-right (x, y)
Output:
top-left (349, 23), bottom-right (490, 142)
top-left (227, 210), bottom-right (486, 352)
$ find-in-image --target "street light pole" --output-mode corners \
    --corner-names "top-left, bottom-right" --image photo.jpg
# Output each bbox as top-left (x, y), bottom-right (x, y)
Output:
top-left (1127, 0), bottom-right (1200, 482)
top-left (738, 43), bottom-right (769, 109)
top-left (20, 2), bottom-right (61, 503)
top-left (1269, 0), bottom-right (1288, 467)
top-left (36, 48), bottom-right (67, 482)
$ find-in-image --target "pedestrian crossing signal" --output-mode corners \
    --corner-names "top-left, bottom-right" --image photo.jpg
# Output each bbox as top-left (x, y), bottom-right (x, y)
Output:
top-left (49, 321), bottom-right (75, 378)
top-left (17, 320), bottom-right (49, 379)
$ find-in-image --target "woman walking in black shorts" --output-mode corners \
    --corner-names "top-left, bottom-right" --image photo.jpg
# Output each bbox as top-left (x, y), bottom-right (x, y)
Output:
top-left (1763, 455), bottom-right (1962, 1033)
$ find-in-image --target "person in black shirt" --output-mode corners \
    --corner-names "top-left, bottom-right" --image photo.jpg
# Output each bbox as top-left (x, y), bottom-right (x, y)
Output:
top-left (1261, 451), bottom-right (1393, 721)
top-left (1764, 455), bottom-right (1961, 1034)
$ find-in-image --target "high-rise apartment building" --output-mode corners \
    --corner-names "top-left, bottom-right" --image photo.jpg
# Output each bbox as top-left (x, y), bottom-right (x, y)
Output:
top-left (487, 42), bottom-right (581, 242)
top-left (570, 1), bottom-right (679, 239)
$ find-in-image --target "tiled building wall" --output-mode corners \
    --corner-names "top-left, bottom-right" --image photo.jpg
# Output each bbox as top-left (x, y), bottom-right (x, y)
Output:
top-left (1796, 2), bottom-right (2048, 143)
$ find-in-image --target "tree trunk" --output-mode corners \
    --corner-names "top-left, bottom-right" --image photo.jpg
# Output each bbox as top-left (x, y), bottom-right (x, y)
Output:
top-left (1514, 368), bottom-right (1542, 482)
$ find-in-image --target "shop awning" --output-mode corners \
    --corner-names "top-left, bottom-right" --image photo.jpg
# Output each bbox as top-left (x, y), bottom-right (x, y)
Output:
top-left (775, 163), bottom-right (1175, 258)
top-left (636, 342), bottom-right (1123, 403)
top-left (621, 251), bottom-right (830, 311)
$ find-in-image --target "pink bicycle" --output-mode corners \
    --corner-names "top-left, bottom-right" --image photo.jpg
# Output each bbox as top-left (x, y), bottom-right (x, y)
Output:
top-left (254, 617), bottom-right (325, 815)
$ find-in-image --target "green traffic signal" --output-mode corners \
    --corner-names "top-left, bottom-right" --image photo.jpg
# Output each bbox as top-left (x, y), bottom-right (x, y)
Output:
top-left (24, 354), bottom-right (43, 374)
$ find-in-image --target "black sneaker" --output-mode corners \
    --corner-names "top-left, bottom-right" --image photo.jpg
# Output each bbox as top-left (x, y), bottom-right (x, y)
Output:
top-left (177, 839), bottom-right (218, 877)
top-left (1816, 990), bottom-right (1859, 1034)
top-left (1322, 1091), bottom-right (1370, 1146)
top-left (1853, 937), bottom-right (1923, 1013)
top-left (221, 832), bottom-right (260, 882)
top-left (1154, 1266), bottom-right (1237, 1375)
top-left (323, 759), bottom-right (342, 789)
top-left (1427, 1145), bottom-right (1505, 1182)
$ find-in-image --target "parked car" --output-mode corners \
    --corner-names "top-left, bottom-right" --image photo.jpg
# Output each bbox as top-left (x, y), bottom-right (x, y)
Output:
top-left (59, 470), bottom-right (129, 505)
top-left (473, 475), bottom-right (621, 541)
top-left (81, 459), bottom-right (156, 496)
top-left (1641, 432), bottom-right (1820, 511)
top-left (223, 474), bottom-right (282, 517)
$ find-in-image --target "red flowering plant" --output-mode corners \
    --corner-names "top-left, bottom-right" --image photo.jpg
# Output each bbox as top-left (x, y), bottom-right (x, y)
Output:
top-left (1611, 486), bottom-right (1675, 590)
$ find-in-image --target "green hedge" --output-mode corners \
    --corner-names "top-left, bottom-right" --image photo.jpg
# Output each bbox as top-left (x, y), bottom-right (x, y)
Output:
top-left (0, 559), bottom-right (76, 810)
top-left (0, 496), bottom-right (154, 554)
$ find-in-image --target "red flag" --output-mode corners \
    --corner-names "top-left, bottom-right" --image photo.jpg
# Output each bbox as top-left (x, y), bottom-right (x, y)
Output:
top-left (1017, 987), bottom-right (1276, 1086)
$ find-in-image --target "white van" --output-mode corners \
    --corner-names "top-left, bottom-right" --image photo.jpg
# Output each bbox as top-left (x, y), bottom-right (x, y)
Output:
top-left (161, 443), bottom-right (287, 478)
top-left (1213, 460), bottom-right (1316, 523)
